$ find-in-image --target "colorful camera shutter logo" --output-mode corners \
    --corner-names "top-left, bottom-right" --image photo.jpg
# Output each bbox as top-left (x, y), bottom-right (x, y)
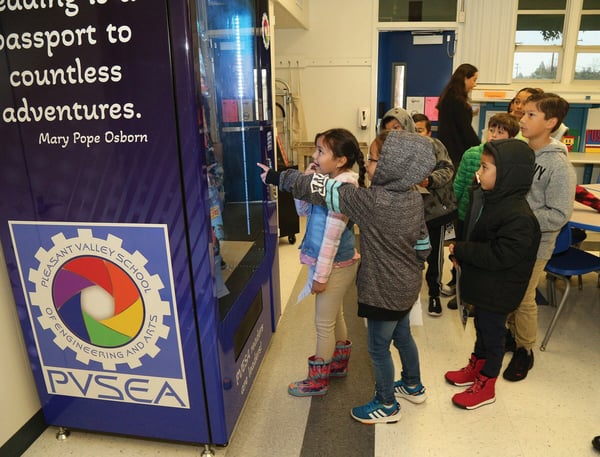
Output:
top-left (53, 257), bottom-right (144, 347)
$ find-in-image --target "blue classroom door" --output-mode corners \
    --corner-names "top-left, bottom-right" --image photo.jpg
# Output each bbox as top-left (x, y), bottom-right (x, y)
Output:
top-left (377, 30), bottom-right (455, 133)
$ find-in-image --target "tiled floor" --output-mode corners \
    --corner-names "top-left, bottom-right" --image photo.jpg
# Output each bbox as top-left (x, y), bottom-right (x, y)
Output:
top-left (23, 229), bottom-right (600, 457)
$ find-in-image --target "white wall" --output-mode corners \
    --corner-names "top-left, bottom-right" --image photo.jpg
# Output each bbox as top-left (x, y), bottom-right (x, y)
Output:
top-left (461, 0), bottom-right (516, 85)
top-left (0, 245), bottom-right (40, 447)
top-left (274, 0), bottom-right (309, 29)
top-left (274, 0), bottom-right (375, 145)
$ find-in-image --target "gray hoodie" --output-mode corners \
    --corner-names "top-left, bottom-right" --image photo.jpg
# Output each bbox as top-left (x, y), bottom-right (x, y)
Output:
top-left (527, 138), bottom-right (576, 260)
top-left (381, 108), bottom-right (457, 223)
top-left (278, 130), bottom-right (436, 315)
top-left (381, 107), bottom-right (416, 133)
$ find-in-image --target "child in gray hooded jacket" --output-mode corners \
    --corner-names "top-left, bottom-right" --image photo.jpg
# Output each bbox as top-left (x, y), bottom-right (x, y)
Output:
top-left (258, 130), bottom-right (435, 424)
top-left (380, 108), bottom-right (457, 316)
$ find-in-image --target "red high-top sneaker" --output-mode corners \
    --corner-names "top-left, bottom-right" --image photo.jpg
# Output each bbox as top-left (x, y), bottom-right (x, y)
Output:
top-left (445, 354), bottom-right (486, 386)
top-left (452, 374), bottom-right (497, 410)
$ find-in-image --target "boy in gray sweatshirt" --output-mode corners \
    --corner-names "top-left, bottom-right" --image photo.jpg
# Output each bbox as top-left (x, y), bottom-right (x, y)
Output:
top-left (504, 93), bottom-right (576, 382)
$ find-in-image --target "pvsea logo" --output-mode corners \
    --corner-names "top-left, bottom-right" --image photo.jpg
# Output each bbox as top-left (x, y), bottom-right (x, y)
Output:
top-left (11, 223), bottom-right (190, 408)
top-left (28, 228), bottom-right (170, 371)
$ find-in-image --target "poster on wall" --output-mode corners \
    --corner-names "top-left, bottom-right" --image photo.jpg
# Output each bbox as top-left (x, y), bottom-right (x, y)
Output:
top-left (424, 96), bottom-right (439, 121)
top-left (406, 96), bottom-right (425, 115)
top-left (0, 0), bottom-right (181, 224)
top-left (9, 222), bottom-right (190, 408)
top-left (585, 129), bottom-right (600, 152)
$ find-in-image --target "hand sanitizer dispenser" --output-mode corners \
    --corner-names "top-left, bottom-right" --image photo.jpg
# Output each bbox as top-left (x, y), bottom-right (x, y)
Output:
top-left (359, 107), bottom-right (369, 130)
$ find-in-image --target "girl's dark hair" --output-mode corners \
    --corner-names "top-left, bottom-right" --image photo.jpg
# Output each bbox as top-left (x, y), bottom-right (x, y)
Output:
top-left (516, 87), bottom-right (544, 98)
top-left (320, 128), bottom-right (367, 187)
top-left (436, 63), bottom-right (478, 109)
top-left (507, 97), bottom-right (516, 114)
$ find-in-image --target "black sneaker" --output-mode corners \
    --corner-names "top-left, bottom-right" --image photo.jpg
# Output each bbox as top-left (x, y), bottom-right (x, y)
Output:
top-left (505, 329), bottom-right (517, 353)
top-left (503, 347), bottom-right (534, 382)
top-left (593, 435), bottom-right (600, 452)
top-left (447, 297), bottom-right (458, 310)
top-left (428, 296), bottom-right (442, 317)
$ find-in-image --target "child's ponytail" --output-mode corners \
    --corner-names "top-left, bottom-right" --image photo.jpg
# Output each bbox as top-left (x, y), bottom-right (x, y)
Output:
top-left (355, 148), bottom-right (367, 188)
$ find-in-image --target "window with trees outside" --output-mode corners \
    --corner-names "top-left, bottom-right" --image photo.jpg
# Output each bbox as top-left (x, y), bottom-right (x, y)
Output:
top-left (576, 0), bottom-right (600, 80)
top-left (514, 0), bottom-right (565, 80)
top-left (513, 0), bottom-right (600, 81)
top-left (514, 0), bottom-right (600, 81)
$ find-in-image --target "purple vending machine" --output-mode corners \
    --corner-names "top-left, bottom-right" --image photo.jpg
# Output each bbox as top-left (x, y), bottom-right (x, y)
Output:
top-left (0, 0), bottom-right (279, 449)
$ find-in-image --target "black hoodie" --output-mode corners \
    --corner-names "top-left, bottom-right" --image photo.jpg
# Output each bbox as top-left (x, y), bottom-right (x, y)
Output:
top-left (453, 139), bottom-right (541, 314)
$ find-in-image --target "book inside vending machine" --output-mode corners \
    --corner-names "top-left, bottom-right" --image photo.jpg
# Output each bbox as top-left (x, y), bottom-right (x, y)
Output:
top-left (0, 0), bottom-right (280, 450)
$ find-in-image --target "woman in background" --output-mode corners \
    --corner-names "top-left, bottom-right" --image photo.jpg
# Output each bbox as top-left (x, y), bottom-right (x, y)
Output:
top-left (436, 63), bottom-right (481, 170)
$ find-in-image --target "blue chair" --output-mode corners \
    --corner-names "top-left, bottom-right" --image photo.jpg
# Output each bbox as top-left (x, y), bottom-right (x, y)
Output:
top-left (540, 224), bottom-right (600, 351)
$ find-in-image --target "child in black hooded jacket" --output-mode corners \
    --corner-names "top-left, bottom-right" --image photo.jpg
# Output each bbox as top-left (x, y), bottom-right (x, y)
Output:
top-left (444, 139), bottom-right (541, 410)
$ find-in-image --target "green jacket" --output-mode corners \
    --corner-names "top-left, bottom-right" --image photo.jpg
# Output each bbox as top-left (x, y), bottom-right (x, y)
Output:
top-left (453, 143), bottom-right (483, 221)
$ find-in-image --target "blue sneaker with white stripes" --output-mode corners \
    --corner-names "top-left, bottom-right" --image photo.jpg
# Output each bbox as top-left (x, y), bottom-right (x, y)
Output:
top-left (350, 396), bottom-right (401, 424)
top-left (394, 380), bottom-right (427, 404)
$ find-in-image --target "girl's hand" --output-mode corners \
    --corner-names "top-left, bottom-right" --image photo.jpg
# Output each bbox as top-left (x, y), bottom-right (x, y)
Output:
top-left (305, 162), bottom-right (318, 175)
top-left (311, 280), bottom-right (327, 294)
top-left (257, 163), bottom-right (281, 186)
top-left (257, 162), bottom-right (270, 184)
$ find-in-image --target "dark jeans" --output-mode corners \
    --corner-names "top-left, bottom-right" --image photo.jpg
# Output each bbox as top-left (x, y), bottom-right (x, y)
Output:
top-left (473, 307), bottom-right (508, 378)
top-left (426, 213), bottom-right (456, 297)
